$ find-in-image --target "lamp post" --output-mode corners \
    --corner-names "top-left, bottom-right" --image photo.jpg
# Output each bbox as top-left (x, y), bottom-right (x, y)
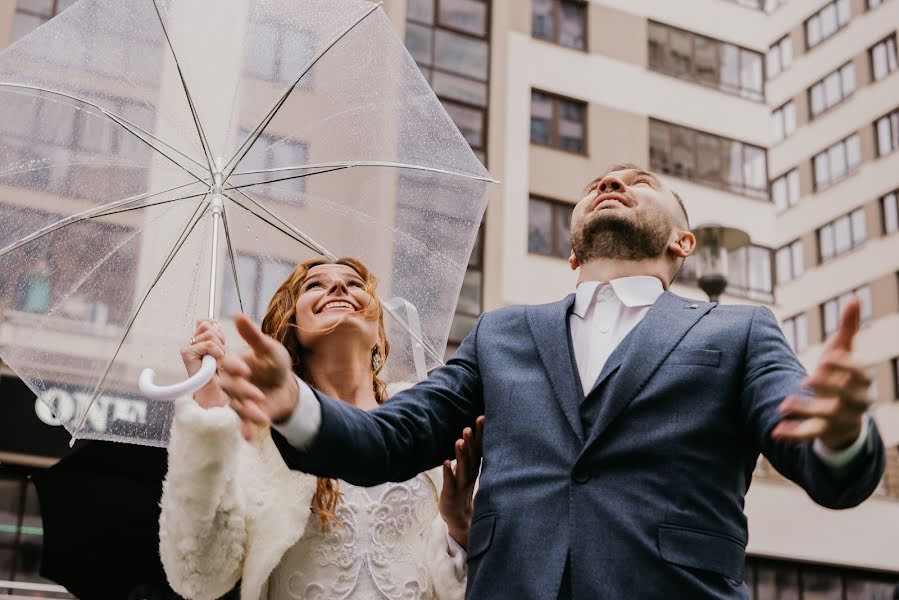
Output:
top-left (692, 224), bottom-right (751, 303)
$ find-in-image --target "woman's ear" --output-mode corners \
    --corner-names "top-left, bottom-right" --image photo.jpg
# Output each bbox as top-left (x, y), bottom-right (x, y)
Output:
top-left (668, 231), bottom-right (696, 259)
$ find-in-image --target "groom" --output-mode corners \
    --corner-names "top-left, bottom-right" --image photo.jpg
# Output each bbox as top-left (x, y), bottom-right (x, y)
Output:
top-left (221, 164), bottom-right (884, 599)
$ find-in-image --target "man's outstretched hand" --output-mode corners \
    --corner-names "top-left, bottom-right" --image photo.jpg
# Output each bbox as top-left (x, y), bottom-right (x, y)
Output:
top-left (772, 296), bottom-right (871, 451)
top-left (220, 314), bottom-right (298, 439)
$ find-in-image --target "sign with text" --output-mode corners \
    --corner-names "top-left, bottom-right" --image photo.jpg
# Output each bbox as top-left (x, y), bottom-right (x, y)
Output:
top-left (0, 375), bottom-right (164, 459)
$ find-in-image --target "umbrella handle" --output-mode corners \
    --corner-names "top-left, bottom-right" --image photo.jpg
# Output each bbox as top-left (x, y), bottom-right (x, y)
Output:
top-left (138, 355), bottom-right (217, 401)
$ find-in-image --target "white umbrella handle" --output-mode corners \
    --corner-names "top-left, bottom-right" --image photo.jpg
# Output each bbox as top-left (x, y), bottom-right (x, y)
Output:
top-left (138, 354), bottom-right (217, 401)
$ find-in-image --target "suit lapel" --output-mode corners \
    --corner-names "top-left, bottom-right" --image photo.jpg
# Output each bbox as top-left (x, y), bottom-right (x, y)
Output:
top-left (525, 295), bottom-right (584, 442)
top-left (579, 292), bottom-right (713, 455)
top-left (584, 339), bottom-right (627, 397)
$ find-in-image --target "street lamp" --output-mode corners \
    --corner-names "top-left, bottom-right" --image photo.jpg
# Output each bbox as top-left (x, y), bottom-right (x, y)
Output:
top-left (692, 224), bottom-right (751, 302)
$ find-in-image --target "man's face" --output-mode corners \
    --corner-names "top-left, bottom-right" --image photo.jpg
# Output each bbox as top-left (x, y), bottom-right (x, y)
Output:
top-left (570, 167), bottom-right (685, 264)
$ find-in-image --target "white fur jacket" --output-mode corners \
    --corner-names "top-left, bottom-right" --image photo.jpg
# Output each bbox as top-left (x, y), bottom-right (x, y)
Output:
top-left (159, 396), bottom-right (466, 600)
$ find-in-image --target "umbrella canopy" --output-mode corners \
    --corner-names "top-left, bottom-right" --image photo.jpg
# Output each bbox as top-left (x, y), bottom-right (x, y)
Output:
top-left (0, 0), bottom-right (492, 446)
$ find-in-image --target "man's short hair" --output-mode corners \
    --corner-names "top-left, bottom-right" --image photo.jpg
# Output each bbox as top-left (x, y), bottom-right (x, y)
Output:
top-left (588, 162), bottom-right (690, 228)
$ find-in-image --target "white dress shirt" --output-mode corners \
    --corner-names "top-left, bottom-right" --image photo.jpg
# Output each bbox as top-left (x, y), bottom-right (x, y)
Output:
top-left (569, 277), bottom-right (664, 394)
top-left (276, 276), bottom-right (869, 469)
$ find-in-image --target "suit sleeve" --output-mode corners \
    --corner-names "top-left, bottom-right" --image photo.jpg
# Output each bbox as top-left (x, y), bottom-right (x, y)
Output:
top-left (273, 315), bottom-right (486, 486)
top-left (741, 306), bottom-right (885, 509)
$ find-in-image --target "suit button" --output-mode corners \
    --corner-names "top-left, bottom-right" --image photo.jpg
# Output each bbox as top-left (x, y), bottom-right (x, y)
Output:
top-left (572, 469), bottom-right (590, 484)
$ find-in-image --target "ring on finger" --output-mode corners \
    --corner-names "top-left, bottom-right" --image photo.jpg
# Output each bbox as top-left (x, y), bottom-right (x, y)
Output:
top-left (190, 336), bottom-right (196, 345)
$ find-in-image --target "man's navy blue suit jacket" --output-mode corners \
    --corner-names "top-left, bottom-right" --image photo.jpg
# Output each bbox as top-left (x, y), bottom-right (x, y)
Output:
top-left (273, 292), bottom-right (885, 599)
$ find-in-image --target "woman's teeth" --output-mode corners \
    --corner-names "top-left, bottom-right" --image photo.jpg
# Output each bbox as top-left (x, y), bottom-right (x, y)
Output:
top-left (323, 301), bottom-right (353, 311)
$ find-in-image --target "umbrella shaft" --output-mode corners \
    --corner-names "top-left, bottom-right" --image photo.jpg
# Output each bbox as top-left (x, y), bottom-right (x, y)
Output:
top-left (208, 200), bottom-right (222, 320)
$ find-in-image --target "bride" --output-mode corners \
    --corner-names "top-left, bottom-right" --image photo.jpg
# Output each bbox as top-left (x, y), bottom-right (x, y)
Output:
top-left (159, 257), bottom-right (482, 600)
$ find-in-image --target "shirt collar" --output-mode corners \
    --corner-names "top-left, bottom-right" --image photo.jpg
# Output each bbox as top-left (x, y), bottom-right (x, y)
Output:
top-left (572, 276), bottom-right (664, 318)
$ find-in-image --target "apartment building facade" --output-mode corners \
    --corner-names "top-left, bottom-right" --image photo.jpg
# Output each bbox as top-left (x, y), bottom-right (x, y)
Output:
top-left (395, 0), bottom-right (899, 597)
top-left (1, 0), bottom-right (899, 597)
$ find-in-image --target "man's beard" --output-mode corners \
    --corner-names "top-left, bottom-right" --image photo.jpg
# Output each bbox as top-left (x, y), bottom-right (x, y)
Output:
top-left (571, 211), bottom-right (671, 263)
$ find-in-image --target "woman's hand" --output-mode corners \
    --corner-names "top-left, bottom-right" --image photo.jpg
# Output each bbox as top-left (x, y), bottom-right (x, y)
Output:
top-left (219, 315), bottom-right (298, 438)
top-left (180, 319), bottom-right (227, 409)
top-left (439, 416), bottom-right (484, 550)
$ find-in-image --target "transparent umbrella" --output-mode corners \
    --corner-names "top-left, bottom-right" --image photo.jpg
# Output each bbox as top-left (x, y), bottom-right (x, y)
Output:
top-left (0, 0), bottom-right (492, 447)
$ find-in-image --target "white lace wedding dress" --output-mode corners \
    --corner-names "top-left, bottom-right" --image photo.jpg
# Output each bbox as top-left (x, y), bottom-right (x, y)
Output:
top-left (159, 397), bottom-right (466, 600)
top-left (268, 475), bottom-right (446, 599)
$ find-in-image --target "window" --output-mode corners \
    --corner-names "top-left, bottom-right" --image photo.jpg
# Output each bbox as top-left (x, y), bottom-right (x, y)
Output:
top-left (818, 208), bottom-right (866, 261)
top-left (650, 120), bottom-right (767, 198)
top-left (782, 314), bottom-right (808, 353)
top-left (530, 90), bottom-right (587, 153)
top-left (771, 169), bottom-right (800, 210)
top-left (813, 134), bottom-right (861, 190)
top-left (407, 0), bottom-right (490, 156)
top-left (0, 204), bottom-right (137, 327)
top-left (767, 35), bottom-right (794, 79)
top-left (528, 196), bottom-right (573, 259)
top-left (438, 0), bottom-right (489, 36)
top-left (728, 245), bottom-right (774, 302)
top-left (805, 0), bottom-right (851, 50)
top-left (678, 246), bottom-right (773, 302)
top-left (236, 130), bottom-right (308, 197)
top-left (245, 21), bottom-right (316, 86)
top-left (883, 190), bottom-right (899, 233)
top-left (449, 226), bottom-right (485, 344)
top-left (405, 0), bottom-right (491, 344)
top-left (868, 366), bottom-right (880, 403)
top-left (775, 239), bottom-right (804, 283)
top-left (725, 0), bottom-right (787, 10)
top-left (893, 356), bottom-right (898, 400)
top-left (0, 92), bottom-right (154, 199)
top-left (532, 0), bottom-right (587, 50)
top-left (647, 22), bottom-right (764, 101)
top-left (0, 473), bottom-right (67, 590)
top-left (809, 62), bottom-right (855, 117)
top-left (870, 35), bottom-right (898, 81)
top-left (10, 0), bottom-right (77, 44)
top-left (748, 557), bottom-right (899, 598)
top-left (772, 101), bottom-right (796, 142)
top-left (220, 253), bottom-right (294, 322)
top-left (821, 286), bottom-right (872, 336)
top-left (876, 108), bottom-right (899, 157)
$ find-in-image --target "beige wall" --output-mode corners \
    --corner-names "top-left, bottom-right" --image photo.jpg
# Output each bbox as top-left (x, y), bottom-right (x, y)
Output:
top-left (490, 0), bottom-right (899, 569)
top-left (588, 4), bottom-right (646, 68)
top-left (767, 1), bottom-right (899, 107)
top-left (529, 105), bottom-right (647, 202)
top-left (746, 480), bottom-right (899, 572)
top-left (0, 1), bottom-right (13, 49)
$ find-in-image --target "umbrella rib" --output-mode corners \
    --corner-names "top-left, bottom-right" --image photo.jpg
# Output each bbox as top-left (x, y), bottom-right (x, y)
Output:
top-left (381, 301), bottom-right (445, 367)
top-left (0, 83), bottom-right (208, 179)
top-left (225, 190), bottom-right (446, 367)
top-left (88, 191), bottom-right (210, 219)
top-left (149, 0), bottom-right (216, 174)
top-left (222, 191), bottom-right (323, 256)
top-left (227, 166), bottom-right (350, 191)
top-left (221, 2), bottom-right (381, 180)
top-left (0, 180), bottom-right (208, 258)
top-left (105, 111), bottom-right (208, 185)
top-left (219, 206), bottom-right (244, 314)
top-left (232, 161), bottom-right (498, 184)
top-left (53, 198), bottom-right (193, 350)
top-left (224, 188), bottom-right (333, 258)
top-left (71, 201), bottom-right (211, 443)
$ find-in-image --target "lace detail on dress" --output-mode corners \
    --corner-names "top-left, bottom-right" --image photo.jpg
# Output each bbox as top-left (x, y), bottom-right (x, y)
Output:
top-left (269, 474), bottom-right (440, 600)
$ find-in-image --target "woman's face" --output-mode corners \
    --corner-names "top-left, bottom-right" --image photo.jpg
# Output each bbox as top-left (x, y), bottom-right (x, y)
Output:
top-left (293, 263), bottom-right (380, 351)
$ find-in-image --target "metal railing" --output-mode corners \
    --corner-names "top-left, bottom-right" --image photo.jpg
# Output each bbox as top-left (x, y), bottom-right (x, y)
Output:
top-left (0, 580), bottom-right (74, 598)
